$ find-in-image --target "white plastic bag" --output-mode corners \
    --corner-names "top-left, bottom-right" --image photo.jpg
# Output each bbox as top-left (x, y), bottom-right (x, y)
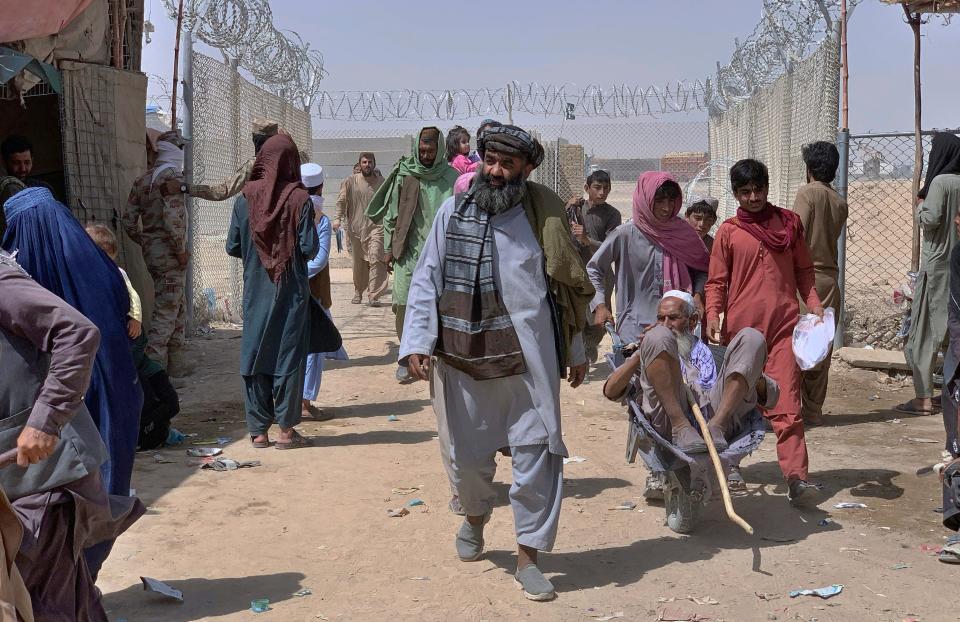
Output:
top-left (792, 307), bottom-right (836, 371)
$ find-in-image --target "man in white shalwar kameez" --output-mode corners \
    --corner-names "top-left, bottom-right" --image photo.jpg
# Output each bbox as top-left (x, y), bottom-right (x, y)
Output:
top-left (400, 125), bottom-right (594, 602)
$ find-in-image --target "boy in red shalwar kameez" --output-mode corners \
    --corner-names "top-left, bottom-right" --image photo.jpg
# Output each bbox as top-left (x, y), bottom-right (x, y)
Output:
top-left (705, 159), bottom-right (825, 506)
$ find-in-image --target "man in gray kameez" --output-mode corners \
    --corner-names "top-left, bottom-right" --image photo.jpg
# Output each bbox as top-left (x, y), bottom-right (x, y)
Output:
top-left (589, 219), bottom-right (708, 345)
top-left (400, 125), bottom-right (594, 602)
top-left (0, 251), bottom-right (144, 621)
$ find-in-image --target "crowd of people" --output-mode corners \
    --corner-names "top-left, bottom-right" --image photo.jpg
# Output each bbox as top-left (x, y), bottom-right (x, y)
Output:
top-left (0, 116), bottom-right (957, 617)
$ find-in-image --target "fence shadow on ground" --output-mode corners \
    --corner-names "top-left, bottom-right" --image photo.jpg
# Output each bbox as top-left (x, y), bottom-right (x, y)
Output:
top-left (741, 460), bottom-right (904, 502)
top-left (484, 481), bottom-right (843, 592)
top-left (307, 429), bottom-right (438, 448)
top-left (315, 397), bottom-right (430, 420)
top-left (817, 406), bottom-right (932, 427)
top-left (103, 572), bottom-right (307, 622)
top-left (482, 462), bottom-right (901, 592)
top-left (325, 341), bottom-right (400, 370)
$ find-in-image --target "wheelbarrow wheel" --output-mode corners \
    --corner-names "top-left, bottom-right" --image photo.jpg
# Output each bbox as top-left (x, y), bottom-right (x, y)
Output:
top-left (664, 472), bottom-right (701, 534)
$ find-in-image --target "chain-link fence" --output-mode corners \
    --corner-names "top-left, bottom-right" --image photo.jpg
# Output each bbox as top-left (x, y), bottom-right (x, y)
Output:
top-left (311, 119), bottom-right (708, 226)
top-left (844, 130), bottom-right (960, 349)
top-left (189, 52), bottom-right (312, 325)
top-left (707, 33), bottom-right (840, 221)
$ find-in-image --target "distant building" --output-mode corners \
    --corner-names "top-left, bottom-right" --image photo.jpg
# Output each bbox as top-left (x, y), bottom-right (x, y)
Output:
top-left (661, 151), bottom-right (709, 183)
top-left (587, 157), bottom-right (662, 182)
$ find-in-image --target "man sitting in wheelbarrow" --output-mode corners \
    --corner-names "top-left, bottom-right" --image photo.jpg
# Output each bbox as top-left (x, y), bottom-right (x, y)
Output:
top-left (602, 291), bottom-right (779, 489)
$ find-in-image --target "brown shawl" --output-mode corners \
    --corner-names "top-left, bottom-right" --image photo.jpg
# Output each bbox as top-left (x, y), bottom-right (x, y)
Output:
top-left (242, 134), bottom-right (310, 282)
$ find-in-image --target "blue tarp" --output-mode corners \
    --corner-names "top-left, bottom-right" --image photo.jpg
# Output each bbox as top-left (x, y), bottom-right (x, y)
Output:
top-left (0, 46), bottom-right (61, 93)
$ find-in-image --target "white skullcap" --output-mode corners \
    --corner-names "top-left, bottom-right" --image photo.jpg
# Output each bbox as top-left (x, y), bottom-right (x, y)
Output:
top-left (661, 289), bottom-right (695, 314)
top-left (301, 162), bottom-right (324, 188)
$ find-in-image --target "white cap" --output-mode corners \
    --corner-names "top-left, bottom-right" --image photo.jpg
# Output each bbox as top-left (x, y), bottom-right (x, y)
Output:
top-left (301, 162), bottom-right (324, 188)
top-left (661, 289), bottom-right (695, 314)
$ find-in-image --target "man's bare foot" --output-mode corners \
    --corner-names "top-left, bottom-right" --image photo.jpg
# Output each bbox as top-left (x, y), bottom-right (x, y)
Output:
top-left (301, 400), bottom-right (312, 419)
top-left (251, 433), bottom-right (270, 448)
top-left (275, 427), bottom-right (311, 450)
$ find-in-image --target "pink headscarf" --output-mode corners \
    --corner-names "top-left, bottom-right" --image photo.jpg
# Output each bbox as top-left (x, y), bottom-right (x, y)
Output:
top-left (632, 171), bottom-right (710, 293)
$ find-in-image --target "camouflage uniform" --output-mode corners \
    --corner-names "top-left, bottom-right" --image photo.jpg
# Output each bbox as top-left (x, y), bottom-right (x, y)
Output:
top-left (189, 157), bottom-right (254, 202)
top-left (123, 167), bottom-right (187, 371)
top-left (187, 118), bottom-right (277, 202)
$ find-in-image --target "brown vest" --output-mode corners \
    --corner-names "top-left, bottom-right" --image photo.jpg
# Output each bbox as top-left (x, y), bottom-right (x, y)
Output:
top-left (309, 266), bottom-right (332, 309)
top-left (391, 175), bottom-right (421, 260)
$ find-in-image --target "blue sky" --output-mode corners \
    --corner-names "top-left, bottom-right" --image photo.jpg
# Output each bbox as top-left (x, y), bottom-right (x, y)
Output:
top-left (140, 0), bottom-right (959, 133)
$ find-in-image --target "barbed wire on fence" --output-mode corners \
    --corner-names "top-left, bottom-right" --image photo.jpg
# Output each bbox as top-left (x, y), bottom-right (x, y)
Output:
top-left (314, 81), bottom-right (711, 122)
top-left (313, 0), bottom-right (858, 123)
top-left (710, 0), bottom-right (859, 114)
top-left (160, 0), bottom-right (326, 108)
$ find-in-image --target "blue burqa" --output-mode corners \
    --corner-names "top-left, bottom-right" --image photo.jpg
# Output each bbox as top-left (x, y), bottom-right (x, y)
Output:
top-left (2, 187), bottom-right (143, 501)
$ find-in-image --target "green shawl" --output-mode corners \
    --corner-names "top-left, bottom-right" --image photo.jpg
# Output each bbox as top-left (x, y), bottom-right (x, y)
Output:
top-left (365, 127), bottom-right (459, 249)
top-left (521, 181), bottom-right (596, 372)
top-left (366, 127), bottom-right (459, 307)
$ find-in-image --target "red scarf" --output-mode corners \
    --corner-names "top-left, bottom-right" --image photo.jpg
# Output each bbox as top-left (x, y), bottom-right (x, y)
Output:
top-left (732, 202), bottom-right (802, 253)
top-left (242, 135), bottom-right (310, 283)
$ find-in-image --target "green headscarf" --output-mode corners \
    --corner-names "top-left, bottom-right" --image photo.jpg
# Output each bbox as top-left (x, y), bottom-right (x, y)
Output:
top-left (366, 126), bottom-right (458, 228)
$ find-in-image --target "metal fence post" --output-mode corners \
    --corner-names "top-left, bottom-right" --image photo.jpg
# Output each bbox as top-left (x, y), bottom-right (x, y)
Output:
top-left (834, 128), bottom-right (849, 349)
top-left (183, 28), bottom-right (195, 332)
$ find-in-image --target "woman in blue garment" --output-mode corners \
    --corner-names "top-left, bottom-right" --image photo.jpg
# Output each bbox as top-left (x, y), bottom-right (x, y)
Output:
top-left (2, 186), bottom-right (144, 575)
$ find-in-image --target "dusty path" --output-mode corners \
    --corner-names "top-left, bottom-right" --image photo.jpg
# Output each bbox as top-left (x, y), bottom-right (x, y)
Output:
top-left (99, 261), bottom-right (957, 621)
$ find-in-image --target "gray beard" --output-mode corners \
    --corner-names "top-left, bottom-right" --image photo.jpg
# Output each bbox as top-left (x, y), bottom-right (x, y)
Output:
top-left (674, 328), bottom-right (697, 364)
top-left (473, 171), bottom-right (525, 215)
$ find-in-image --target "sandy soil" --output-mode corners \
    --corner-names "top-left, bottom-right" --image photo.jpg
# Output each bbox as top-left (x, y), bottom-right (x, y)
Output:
top-left (98, 261), bottom-right (958, 621)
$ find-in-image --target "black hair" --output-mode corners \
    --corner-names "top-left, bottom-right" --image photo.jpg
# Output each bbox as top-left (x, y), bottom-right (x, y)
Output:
top-left (306, 184), bottom-right (323, 195)
top-left (585, 170), bottom-right (611, 187)
top-left (729, 159), bottom-right (769, 192)
top-left (685, 200), bottom-right (718, 220)
top-left (445, 126), bottom-right (470, 162)
top-left (253, 133), bottom-right (269, 154)
top-left (653, 180), bottom-right (682, 202)
top-left (1, 135), bottom-right (32, 160)
top-left (801, 141), bottom-right (840, 184)
top-left (477, 120), bottom-right (501, 140)
top-left (476, 121), bottom-right (502, 155)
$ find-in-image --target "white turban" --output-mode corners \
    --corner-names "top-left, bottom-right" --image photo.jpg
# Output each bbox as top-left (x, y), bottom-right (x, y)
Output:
top-left (661, 289), bottom-right (696, 315)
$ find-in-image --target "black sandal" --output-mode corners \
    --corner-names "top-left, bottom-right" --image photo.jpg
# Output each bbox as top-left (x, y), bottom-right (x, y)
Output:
top-left (275, 431), bottom-right (311, 450)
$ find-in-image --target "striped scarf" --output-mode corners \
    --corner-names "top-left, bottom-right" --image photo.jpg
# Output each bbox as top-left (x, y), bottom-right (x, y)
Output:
top-left (435, 194), bottom-right (526, 380)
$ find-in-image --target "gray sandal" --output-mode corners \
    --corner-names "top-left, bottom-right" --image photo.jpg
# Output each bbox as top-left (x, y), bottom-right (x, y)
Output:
top-left (514, 564), bottom-right (556, 601)
top-left (455, 515), bottom-right (488, 561)
top-left (727, 465), bottom-right (746, 491)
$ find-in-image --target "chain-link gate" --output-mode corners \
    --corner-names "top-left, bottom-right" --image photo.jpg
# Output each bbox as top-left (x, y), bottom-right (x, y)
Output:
top-left (843, 130), bottom-right (960, 349)
top-left (189, 52), bottom-right (312, 326)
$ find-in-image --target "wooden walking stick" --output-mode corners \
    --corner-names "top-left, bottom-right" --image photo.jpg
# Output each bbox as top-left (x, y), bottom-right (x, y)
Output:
top-left (681, 382), bottom-right (754, 535)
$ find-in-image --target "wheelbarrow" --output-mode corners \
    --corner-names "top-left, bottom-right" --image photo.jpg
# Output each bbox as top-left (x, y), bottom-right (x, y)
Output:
top-left (605, 326), bottom-right (765, 534)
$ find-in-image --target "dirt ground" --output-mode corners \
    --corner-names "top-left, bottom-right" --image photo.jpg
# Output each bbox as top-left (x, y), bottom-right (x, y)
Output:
top-left (98, 260), bottom-right (958, 622)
